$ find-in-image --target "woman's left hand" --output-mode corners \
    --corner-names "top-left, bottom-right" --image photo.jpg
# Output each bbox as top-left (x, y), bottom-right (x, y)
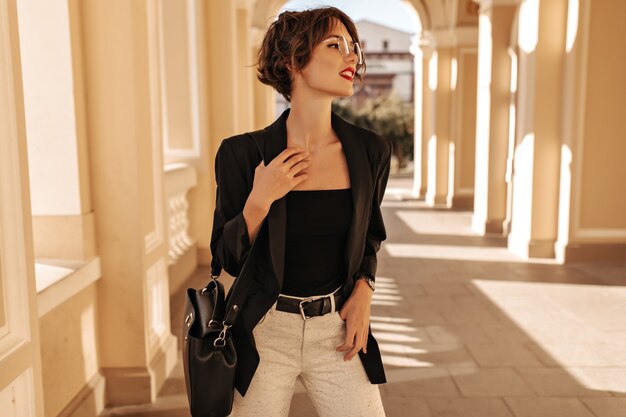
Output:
top-left (336, 279), bottom-right (373, 361)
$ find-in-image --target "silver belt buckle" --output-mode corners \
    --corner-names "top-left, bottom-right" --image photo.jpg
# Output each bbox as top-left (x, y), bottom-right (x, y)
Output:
top-left (298, 298), bottom-right (314, 321)
top-left (298, 294), bottom-right (333, 320)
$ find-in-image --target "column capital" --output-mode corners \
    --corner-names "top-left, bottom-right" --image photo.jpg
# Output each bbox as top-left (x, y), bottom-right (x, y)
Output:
top-left (236, 0), bottom-right (253, 12)
top-left (476, 0), bottom-right (521, 13)
top-left (422, 27), bottom-right (478, 48)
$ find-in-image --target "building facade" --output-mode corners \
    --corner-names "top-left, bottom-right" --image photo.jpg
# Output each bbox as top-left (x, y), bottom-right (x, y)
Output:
top-left (353, 20), bottom-right (415, 107)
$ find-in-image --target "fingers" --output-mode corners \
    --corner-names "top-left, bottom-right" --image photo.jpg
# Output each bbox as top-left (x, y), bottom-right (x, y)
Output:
top-left (336, 329), bottom-right (355, 355)
top-left (361, 331), bottom-right (368, 354)
top-left (277, 147), bottom-right (308, 165)
top-left (286, 151), bottom-right (310, 171)
top-left (288, 158), bottom-right (310, 178)
top-left (345, 342), bottom-right (361, 361)
top-left (336, 323), bottom-right (368, 361)
top-left (354, 328), bottom-right (368, 357)
top-left (273, 148), bottom-right (311, 181)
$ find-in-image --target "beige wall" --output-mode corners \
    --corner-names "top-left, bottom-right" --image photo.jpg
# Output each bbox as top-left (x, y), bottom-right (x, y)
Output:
top-left (40, 284), bottom-right (99, 417)
top-left (17, 0), bottom-right (96, 262)
top-left (458, 52), bottom-right (477, 190)
top-left (0, 279), bottom-right (5, 328)
top-left (161, 0), bottom-right (194, 152)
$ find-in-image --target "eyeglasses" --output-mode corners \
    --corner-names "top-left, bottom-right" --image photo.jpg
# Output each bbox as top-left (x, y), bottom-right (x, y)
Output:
top-left (321, 35), bottom-right (363, 65)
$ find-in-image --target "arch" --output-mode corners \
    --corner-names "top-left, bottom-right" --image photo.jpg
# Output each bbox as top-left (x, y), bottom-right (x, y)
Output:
top-left (252, 0), bottom-right (430, 31)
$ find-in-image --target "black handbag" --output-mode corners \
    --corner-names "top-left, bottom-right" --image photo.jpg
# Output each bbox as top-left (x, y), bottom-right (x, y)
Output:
top-left (182, 133), bottom-right (264, 417)
top-left (182, 276), bottom-right (236, 417)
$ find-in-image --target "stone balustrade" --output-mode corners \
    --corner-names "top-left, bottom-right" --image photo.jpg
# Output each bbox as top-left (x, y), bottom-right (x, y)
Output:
top-left (164, 163), bottom-right (198, 266)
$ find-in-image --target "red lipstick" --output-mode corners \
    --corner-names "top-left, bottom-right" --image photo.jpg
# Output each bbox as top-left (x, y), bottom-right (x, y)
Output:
top-left (339, 67), bottom-right (355, 81)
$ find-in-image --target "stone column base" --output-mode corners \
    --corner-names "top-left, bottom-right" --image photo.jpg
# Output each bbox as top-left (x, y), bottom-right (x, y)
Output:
top-left (471, 215), bottom-right (505, 235)
top-left (508, 234), bottom-right (556, 259)
top-left (412, 183), bottom-right (427, 199)
top-left (556, 241), bottom-right (626, 263)
top-left (59, 372), bottom-right (105, 417)
top-left (102, 333), bottom-right (178, 406)
top-left (426, 192), bottom-right (448, 208)
top-left (450, 194), bottom-right (474, 210)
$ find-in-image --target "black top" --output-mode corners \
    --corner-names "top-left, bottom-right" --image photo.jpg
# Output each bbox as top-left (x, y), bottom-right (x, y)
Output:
top-left (281, 188), bottom-right (353, 296)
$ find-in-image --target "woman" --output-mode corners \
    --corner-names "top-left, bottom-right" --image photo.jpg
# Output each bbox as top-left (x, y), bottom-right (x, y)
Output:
top-left (210, 6), bottom-right (392, 417)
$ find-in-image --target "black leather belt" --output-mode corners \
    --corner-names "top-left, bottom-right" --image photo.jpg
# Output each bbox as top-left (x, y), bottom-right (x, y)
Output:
top-left (276, 290), bottom-right (345, 320)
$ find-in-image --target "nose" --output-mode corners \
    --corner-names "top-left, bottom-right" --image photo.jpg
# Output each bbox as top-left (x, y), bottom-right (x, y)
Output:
top-left (344, 49), bottom-right (357, 63)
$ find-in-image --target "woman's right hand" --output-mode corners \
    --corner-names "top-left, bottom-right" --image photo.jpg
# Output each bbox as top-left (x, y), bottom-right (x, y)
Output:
top-left (248, 147), bottom-right (310, 210)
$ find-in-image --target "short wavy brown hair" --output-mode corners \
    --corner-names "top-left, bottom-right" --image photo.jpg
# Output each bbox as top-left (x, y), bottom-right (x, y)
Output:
top-left (256, 7), bottom-right (366, 102)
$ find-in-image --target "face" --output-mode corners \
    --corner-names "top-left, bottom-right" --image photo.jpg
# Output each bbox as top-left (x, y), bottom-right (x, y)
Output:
top-left (291, 19), bottom-right (359, 100)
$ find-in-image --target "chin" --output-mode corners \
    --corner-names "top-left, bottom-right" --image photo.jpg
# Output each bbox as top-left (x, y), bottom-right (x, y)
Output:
top-left (335, 86), bottom-right (354, 98)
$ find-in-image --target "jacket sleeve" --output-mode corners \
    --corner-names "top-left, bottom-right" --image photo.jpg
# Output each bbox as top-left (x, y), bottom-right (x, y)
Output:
top-left (210, 139), bottom-right (254, 277)
top-left (355, 136), bottom-right (393, 283)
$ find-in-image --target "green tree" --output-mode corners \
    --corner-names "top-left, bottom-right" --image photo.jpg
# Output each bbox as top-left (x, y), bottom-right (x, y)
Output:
top-left (333, 91), bottom-right (414, 169)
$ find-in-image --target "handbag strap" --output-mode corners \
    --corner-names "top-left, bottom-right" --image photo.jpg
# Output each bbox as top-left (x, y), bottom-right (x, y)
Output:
top-left (210, 130), bottom-right (266, 331)
top-left (204, 279), bottom-right (226, 325)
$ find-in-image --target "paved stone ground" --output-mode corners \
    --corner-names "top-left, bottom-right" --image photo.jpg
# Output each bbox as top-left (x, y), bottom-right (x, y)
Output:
top-left (103, 174), bottom-right (626, 417)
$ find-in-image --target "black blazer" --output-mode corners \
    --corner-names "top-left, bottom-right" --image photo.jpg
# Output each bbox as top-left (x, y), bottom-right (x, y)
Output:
top-left (210, 108), bottom-right (392, 396)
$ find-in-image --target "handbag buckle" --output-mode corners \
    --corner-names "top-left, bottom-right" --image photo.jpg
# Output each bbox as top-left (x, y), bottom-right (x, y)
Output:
top-left (213, 322), bottom-right (231, 348)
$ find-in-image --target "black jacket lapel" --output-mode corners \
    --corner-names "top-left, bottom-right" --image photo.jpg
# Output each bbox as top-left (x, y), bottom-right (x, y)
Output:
top-left (262, 110), bottom-right (288, 291)
top-left (331, 111), bottom-right (372, 287)
top-left (258, 108), bottom-right (372, 292)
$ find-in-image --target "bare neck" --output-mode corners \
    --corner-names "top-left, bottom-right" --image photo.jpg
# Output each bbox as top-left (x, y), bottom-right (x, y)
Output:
top-left (285, 96), bottom-right (336, 150)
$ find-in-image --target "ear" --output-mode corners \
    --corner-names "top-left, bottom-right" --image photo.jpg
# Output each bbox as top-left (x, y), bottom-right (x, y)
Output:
top-left (286, 57), bottom-right (297, 73)
top-left (286, 60), bottom-right (301, 81)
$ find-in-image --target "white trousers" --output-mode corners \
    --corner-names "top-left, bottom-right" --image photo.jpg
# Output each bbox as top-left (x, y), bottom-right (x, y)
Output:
top-left (230, 296), bottom-right (386, 417)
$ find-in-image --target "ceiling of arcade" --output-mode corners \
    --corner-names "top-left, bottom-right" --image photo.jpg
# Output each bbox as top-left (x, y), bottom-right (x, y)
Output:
top-left (248, 0), bottom-right (479, 33)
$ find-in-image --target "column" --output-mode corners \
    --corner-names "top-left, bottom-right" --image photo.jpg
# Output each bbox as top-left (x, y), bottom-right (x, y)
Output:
top-left (449, 36), bottom-right (478, 209)
top-left (197, 0), bottom-right (240, 265)
top-left (82, 0), bottom-right (177, 404)
top-left (555, 0), bottom-right (626, 261)
top-left (424, 28), bottom-right (478, 208)
top-left (472, 0), bottom-right (518, 234)
top-left (0, 0), bottom-right (45, 415)
top-left (236, 1), bottom-right (254, 133)
top-left (412, 40), bottom-right (430, 198)
top-left (207, 0), bottom-right (239, 138)
top-left (424, 37), bottom-right (453, 207)
top-left (251, 25), bottom-right (276, 130)
top-left (508, 0), bottom-right (568, 258)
